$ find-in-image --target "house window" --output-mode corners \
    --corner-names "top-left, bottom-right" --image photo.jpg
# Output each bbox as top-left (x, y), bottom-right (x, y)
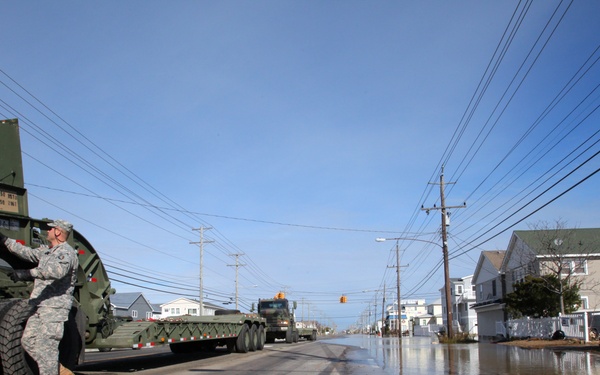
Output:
top-left (580, 296), bottom-right (589, 310)
top-left (478, 285), bottom-right (483, 300)
top-left (188, 308), bottom-right (198, 315)
top-left (562, 259), bottom-right (588, 276)
top-left (146, 312), bottom-right (152, 319)
top-left (131, 310), bottom-right (138, 319)
top-left (456, 285), bottom-right (463, 295)
top-left (492, 280), bottom-right (497, 297)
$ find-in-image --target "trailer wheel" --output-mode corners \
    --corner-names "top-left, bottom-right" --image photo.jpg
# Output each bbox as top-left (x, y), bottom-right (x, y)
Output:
top-left (256, 325), bottom-right (265, 350)
top-left (236, 324), bottom-right (250, 353)
top-left (226, 339), bottom-right (236, 353)
top-left (248, 324), bottom-right (258, 352)
top-left (0, 300), bottom-right (37, 375)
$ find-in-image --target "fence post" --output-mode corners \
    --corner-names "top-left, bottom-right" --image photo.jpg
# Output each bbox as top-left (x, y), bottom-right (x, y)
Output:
top-left (584, 312), bottom-right (589, 342)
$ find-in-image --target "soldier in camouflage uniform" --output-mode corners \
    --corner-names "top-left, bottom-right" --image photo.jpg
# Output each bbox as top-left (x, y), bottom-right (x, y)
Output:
top-left (0, 219), bottom-right (78, 375)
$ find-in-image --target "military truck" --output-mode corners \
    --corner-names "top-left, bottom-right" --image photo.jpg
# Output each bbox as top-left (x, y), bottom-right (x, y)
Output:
top-left (0, 118), bottom-right (266, 374)
top-left (256, 294), bottom-right (317, 343)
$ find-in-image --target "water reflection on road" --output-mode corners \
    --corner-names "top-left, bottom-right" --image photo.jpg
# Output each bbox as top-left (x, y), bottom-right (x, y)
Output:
top-left (324, 335), bottom-right (600, 375)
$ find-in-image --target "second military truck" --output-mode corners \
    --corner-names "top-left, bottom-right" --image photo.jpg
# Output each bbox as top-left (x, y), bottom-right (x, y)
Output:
top-left (257, 294), bottom-right (317, 343)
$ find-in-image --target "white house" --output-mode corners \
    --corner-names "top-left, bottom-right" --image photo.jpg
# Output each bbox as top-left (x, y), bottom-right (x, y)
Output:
top-left (160, 297), bottom-right (223, 318)
top-left (415, 299), bottom-right (442, 326)
top-left (385, 299), bottom-right (426, 333)
top-left (441, 275), bottom-right (478, 335)
top-left (413, 299), bottom-right (444, 336)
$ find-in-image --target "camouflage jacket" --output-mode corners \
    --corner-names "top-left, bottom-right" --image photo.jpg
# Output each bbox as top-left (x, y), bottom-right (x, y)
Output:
top-left (3, 239), bottom-right (78, 310)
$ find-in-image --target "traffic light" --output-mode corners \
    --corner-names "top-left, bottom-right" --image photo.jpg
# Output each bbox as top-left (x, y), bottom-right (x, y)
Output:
top-left (275, 292), bottom-right (285, 299)
top-left (339, 295), bottom-right (347, 303)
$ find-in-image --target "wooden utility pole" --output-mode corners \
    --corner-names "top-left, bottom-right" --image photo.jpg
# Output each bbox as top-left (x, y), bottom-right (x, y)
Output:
top-left (421, 166), bottom-right (465, 338)
top-left (227, 253), bottom-right (245, 310)
top-left (387, 243), bottom-right (408, 339)
top-left (381, 284), bottom-right (386, 336)
top-left (191, 226), bottom-right (213, 316)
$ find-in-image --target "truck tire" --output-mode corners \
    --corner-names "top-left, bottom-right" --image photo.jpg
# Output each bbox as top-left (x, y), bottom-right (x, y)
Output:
top-left (285, 328), bottom-right (293, 343)
top-left (293, 331), bottom-right (299, 343)
top-left (0, 300), bottom-right (37, 375)
top-left (236, 324), bottom-right (250, 353)
top-left (256, 325), bottom-right (265, 350)
top-left (226, 339), bottom-right (236, 352)
top-left (311, 331), bottom-right (317, 341)
top-left (248, 324), bottom-right (258, 352)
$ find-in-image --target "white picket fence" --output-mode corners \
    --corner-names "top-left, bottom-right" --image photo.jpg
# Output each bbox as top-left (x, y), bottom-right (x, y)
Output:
top-left (413, 324), bottom-right (444, 337)
top-left (497, 312), bottom-right (589, 341)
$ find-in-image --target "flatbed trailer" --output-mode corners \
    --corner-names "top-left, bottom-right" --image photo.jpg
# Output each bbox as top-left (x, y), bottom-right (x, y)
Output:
top-left (0, 118), bottom-right (266, 374)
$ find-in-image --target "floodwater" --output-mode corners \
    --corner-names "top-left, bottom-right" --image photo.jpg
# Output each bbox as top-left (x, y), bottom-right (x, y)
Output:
top-left (324, 335), bottom-right (600, 375)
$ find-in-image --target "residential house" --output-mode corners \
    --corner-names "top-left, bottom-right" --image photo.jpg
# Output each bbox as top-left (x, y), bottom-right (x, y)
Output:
top-left (413, 299), bottom-right (444, 336)
top-left (111, 292), bottom-right (155, 320)
top-left (415, 299), bottom-right (443, 326)
top-left (151, 304), bottom-right (162, 320)
top-left (440, 275), bottom-right (478, 335)
top-left (501, 228), bottom-right (600, 311)
top-left (385, 299), bottom-right (427, 333)
top-left (402, 299), bottom-right (427, 331)
top-left (160, 297), bottom-right (223, 318)
top-left (472, 250), bottom-right (506, 341)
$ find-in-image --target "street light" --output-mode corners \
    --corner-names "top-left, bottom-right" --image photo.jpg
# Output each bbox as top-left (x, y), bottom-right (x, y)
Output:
top-left (376, 236), bottom-right (454, 339)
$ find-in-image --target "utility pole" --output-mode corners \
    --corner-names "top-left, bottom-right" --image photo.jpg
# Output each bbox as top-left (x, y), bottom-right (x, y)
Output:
top-left (227, 253), bottom-right (245, 310)
top-left (191, 226), bottom-right (213, 316)
top-left (388, 243), bottom-right (408, 339)
top-left (381, 284), bottom-right (386, 336)
top-left (421, 166), bottom-right (466, 338)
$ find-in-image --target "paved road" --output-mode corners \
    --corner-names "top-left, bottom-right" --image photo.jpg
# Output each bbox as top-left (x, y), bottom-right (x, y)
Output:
top-left (73, 340), bottom-right (385, 375)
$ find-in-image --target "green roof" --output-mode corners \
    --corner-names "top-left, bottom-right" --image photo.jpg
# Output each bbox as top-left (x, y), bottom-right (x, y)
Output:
top-left (513, 228), bottom-right (600, 255)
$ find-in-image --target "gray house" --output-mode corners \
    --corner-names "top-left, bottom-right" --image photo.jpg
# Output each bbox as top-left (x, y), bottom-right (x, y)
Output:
top-left (472, 250), bottom-right (506, 341)
top-left (111, 292), bottom-right (155, 320)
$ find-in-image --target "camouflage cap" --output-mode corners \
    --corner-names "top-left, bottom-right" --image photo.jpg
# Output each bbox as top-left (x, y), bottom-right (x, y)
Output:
top-left (48, 219), bottom-right (73, 233)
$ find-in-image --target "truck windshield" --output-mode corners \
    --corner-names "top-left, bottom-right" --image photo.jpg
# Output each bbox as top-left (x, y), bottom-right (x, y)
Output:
top-left (259, 301), bottom-right (288, 310)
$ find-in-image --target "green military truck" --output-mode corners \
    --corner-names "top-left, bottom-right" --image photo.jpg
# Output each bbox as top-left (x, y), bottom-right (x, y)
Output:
top-left (0, 118), bottom-right (266, 374)
top-left (256, 295), bottom-right (317, 343)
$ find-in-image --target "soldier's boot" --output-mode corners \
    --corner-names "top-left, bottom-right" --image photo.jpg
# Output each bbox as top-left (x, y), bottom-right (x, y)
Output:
top-left (59, 364), bottom-right (75, 375)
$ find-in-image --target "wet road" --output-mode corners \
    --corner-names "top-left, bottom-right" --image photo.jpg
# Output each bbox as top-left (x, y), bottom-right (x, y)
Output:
top-left (326, 334), bottom-right (600, 374)
top-left (73, 335), bottom-right (600, 374)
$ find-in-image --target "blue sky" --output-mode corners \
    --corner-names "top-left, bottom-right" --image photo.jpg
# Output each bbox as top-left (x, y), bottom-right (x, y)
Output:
top-left (1, 1), bottom-right (599, 330)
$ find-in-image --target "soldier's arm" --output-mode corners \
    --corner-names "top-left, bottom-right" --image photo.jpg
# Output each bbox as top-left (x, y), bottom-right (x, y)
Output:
top-left (3, 238), bottom-right (42, 263)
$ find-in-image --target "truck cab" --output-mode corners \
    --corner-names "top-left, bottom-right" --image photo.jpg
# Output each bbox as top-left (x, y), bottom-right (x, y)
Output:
top-left (257, 297), bottom-right (299, 343)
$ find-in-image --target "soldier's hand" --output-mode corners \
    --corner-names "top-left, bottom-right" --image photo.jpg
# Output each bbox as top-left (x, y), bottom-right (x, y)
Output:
top-left (8, 269), bottom-right (33, 282)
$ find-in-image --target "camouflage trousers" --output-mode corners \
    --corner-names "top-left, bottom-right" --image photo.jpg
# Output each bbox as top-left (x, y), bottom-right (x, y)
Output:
top-left (22, 306), bottom-right (69, 375)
